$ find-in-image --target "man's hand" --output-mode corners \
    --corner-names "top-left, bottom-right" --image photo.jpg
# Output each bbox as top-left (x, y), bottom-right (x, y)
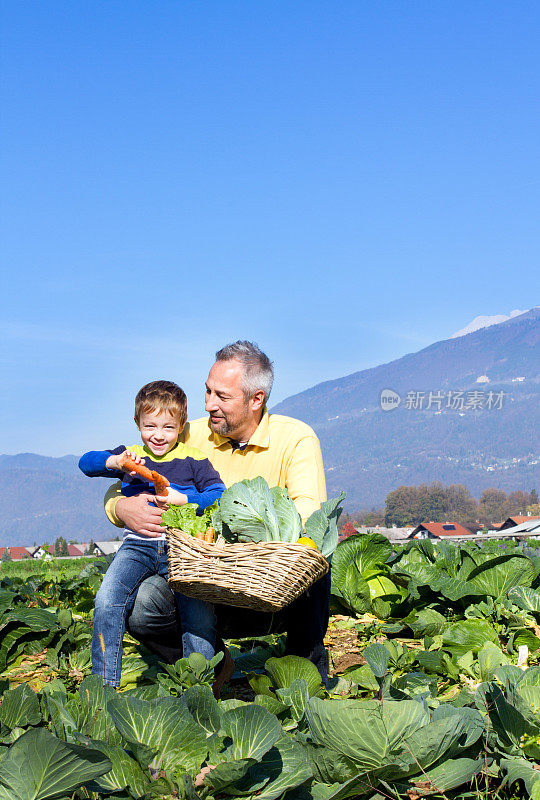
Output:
top-left (115, 494), bottom-right (164, 537)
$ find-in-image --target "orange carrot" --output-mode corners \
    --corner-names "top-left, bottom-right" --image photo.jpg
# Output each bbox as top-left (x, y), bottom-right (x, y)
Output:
top-left (151, 471), bottom-right (170, 496)
top-left (118, 455), bottom-right (170, 496)
top-left (119, 455), bottom-right (153, 481)
top-left (205, 527), bottom-right (215, 543)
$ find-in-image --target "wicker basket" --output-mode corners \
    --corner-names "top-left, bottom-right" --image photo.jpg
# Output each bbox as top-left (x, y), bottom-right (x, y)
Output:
top-left (165, 527), bottom-right (329, 612)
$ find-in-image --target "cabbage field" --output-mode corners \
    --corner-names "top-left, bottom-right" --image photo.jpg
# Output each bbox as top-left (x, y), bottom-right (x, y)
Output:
top-left (1, 533), bottom-right (540, 799)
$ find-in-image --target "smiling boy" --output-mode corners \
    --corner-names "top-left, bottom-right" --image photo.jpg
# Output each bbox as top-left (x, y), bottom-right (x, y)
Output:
top-left (79, 380), bottom-right (225, 687)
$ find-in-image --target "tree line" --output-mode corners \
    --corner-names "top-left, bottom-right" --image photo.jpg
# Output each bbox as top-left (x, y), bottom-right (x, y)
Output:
top-left (342, 485), bottom-right (538, 530)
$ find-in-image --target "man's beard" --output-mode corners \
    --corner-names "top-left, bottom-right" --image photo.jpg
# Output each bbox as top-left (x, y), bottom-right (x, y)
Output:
top-left (208, 402), bottom-right (250, 438)
top-left (209, 417), bottom-right (232, 435)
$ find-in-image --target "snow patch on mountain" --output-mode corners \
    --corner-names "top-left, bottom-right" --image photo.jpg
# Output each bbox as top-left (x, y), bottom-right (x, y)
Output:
top-left (451, 310), bottom-right (527, 338)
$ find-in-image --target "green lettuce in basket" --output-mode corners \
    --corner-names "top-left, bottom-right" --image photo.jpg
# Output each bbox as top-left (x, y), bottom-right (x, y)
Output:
top-left (161, 501), bottom-right (219, 538)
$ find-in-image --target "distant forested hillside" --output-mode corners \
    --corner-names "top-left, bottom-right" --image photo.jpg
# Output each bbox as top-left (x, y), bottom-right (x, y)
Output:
top-left (0, 455), bottom-right (117, 547)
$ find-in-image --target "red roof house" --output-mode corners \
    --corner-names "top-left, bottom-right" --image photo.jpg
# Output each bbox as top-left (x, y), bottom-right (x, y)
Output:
top-left (7, 546), bottom-right (32, 560)
top-left (499, 515), bottom-right (540, 531)
top-left (67, 544), bottom-right (86, 557)
top-left (409, 522), bottom-right (472, 539)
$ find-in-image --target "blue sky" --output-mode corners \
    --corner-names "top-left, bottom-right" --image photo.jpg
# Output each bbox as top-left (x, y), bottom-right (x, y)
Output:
top-left (1, 1), bottom-right (539, 455)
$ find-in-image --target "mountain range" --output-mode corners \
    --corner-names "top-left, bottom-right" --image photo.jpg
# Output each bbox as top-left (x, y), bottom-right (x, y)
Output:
top-left (273, 307), bottom-right (539, 509)
top-left (1, 308), bottom-right (538, 545)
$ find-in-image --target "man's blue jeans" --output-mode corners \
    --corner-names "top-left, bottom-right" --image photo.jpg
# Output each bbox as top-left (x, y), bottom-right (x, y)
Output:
top-left (91, 538), bottom-right (216, 686)
top-left (127, 571), bottom-right (331, 685)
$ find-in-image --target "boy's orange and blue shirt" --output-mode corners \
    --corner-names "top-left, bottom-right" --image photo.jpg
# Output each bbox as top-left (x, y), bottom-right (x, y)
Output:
top-left (79, 442), bottom-right (225, 518)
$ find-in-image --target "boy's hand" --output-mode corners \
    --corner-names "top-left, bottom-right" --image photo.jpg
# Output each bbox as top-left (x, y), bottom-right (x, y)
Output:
top-left (155, 488), bottom-right (188, 507)
top-left (106, 450), bottom-right (144, 474)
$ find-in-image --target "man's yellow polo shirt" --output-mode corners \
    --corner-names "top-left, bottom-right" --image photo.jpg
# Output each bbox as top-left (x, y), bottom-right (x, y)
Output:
top-left (104, 411), bottom-right (326, 525)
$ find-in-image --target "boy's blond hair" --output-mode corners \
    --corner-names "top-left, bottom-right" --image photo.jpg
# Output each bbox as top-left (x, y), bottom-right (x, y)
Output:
top-left (134, 380), bottom-right (187, 427)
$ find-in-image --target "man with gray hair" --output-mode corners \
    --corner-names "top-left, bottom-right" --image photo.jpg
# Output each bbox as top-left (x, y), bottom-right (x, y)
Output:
top-left (214, 340), bottom-right (275, 415)
top-left (104, 340), bottom-right (329, 685)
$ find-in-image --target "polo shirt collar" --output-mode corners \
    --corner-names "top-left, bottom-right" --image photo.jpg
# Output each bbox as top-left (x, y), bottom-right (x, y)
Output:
top-left (207, 409), bottom-right (271, 450)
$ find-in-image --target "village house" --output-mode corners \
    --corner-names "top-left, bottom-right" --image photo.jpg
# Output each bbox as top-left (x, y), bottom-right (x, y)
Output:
top-left (496, 517), bottom-right (540, 539)
top-left (29, 546), bottom-right (51, 559)
top-left (67, 543), bottom-right (87, 557)
top-left (363, 526), bottom-right (413, 542)
top-left (355, 525), bottom-right (412, 538)
top-left (408, 522), bottom-right (473, 539)
top-left (0, 546), bottom-right (34, 561)
top-left (497, 515), bottom-right (540, 531)
top-left (340, 525), bottom-right (414, 543)
top-left (0, 541), bottom-right (119, 562)
top-left (93, 541), bottom-right (122, 557)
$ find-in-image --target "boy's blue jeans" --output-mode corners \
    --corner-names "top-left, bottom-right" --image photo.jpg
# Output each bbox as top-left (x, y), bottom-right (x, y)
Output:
top-left (91, 538), bottom-right (216, 686)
